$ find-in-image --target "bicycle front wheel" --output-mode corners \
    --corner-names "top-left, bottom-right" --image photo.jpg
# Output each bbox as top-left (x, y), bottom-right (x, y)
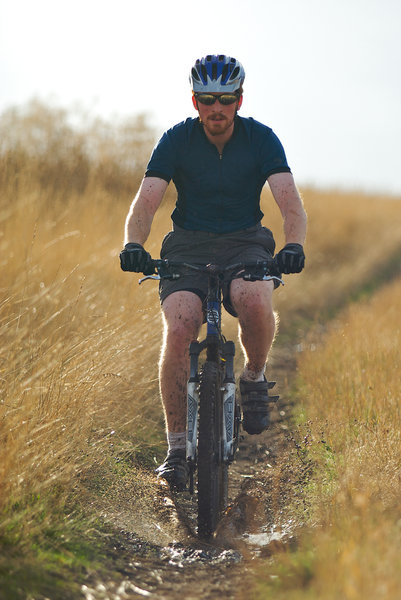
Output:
top-left (197, 360), bottom-right (228, 539)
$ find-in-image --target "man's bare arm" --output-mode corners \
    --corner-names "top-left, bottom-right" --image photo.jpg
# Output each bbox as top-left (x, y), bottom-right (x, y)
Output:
top-left (267, 172), bottom-right (307, 245)
top-left (124, 177), bottom-right (169, 245)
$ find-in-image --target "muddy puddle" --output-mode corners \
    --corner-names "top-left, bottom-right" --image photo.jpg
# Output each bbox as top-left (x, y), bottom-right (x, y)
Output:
top-left (81, 394), bottom-right (297, 600)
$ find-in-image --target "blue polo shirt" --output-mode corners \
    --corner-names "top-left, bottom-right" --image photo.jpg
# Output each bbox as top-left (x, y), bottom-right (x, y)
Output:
top-left (145, 116), bottom-right (291, 233)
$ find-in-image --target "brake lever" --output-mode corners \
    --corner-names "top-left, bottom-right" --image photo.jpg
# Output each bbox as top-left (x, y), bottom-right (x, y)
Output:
top-left (138, 275), bottom-right (160, 284)
top-left (263, 275), bottom-right (284, 285)
top-left (242, 273), bottom-right (284, 285)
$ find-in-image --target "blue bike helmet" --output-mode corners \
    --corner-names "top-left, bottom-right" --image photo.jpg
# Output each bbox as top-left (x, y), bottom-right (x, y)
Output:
top-left (190, 55), bottom-right (245, 93)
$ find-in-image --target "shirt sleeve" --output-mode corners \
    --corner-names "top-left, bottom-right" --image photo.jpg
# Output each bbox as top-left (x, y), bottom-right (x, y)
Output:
top-left (145, 130), bottom-right (176, 183)
top-left (259, 129), bottom-right (292, 179)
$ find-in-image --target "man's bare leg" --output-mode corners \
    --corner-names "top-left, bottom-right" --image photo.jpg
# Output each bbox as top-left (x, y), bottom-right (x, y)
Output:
top-left (159, 291), bottom-right (203, 433)
top-left (230, 279), bottom-right (276, 380)
top-left (230, 279), bottom-right (277, 434)
top-left (156, 291), bottom-right (203, 487)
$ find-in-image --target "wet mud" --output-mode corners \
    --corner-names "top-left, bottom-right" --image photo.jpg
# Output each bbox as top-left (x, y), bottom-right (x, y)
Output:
top-left (83, 348), bottom-right (299, 599)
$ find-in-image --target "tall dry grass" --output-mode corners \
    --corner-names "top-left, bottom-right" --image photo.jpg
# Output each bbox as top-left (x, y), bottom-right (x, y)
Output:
top-left (0, 100), bottom-right (174, 520)
top-left (262, 187), bottom-right (401, 327)
top-left (300, 277), bottom-right (401, 594)
top-left (250, 276), bottom-right (401, 599)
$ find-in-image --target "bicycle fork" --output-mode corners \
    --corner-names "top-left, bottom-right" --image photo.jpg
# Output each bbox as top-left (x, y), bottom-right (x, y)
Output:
top-left (186, 340), bottom-right (239, 495)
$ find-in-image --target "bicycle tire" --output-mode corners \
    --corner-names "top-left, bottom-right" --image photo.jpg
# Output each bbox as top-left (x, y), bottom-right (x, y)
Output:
top-left (197, 360), bottom-right (228, 539)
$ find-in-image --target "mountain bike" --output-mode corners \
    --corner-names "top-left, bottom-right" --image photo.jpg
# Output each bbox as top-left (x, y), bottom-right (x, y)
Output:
top-left (139, 257), bottom-right (283, 539)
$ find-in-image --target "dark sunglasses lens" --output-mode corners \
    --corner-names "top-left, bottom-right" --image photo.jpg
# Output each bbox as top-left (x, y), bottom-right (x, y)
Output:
top-left (196, 94), bottom-right (216, 105)
top-left (196, 93), bottom-right (238, 105)
top-left (218, 94), bottom-right (238, 105)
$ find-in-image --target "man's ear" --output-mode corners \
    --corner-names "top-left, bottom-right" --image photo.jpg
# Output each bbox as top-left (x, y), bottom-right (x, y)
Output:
top-left (192, 95), bottom-right (198, 110)
top-left (237, 95), bottom-right (243, 109)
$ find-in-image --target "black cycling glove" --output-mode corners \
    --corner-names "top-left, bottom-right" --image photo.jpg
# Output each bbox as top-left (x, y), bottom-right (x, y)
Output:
top-left (276, 243), bottom-right (305, 274)
top-left (119, 243), bottom-right (154, 275)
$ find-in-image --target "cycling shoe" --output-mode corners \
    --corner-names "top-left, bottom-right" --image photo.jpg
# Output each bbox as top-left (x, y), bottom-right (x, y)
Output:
top-left (155, 448), bottom-right (189, 491)
top-left (240, 377), bottom-right (279, 435)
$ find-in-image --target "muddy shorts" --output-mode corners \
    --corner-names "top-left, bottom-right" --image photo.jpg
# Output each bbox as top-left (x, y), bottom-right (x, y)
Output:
top-left (159, 223), bottom-right (276, 318)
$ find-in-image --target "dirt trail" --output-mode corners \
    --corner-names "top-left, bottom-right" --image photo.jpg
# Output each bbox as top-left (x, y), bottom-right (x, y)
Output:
top-left (82, 345), bottom-right (299, 600)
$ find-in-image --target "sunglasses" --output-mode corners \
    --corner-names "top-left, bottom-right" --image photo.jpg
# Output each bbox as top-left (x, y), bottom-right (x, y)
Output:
top-left (195, 92), bottom-right (240, 106)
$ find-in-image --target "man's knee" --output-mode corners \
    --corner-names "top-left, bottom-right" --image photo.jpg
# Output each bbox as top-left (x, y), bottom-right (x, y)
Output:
top-left (162, 291), bottom-right (203, 347)
top-left (165, 318), bottom-right (201, 348)
top-left (239, 302), bottom-right (275, 332)
top-left (230, 281), bottom-right (274, 320)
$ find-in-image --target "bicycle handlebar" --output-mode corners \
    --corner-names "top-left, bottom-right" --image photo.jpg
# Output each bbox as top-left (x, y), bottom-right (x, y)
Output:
top-left (138, 258), bottom-right (284, 286)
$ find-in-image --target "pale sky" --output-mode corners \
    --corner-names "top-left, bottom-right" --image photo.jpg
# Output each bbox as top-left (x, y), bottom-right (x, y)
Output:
top-left (1, 0), bottom-right (400, 194)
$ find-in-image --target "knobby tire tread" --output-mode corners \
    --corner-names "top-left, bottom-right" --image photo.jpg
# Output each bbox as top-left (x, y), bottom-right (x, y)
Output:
top-left (197, 361), bottom-right (228, 539)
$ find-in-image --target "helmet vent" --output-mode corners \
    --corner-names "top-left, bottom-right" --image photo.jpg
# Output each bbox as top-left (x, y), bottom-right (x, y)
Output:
top-left (191, 67), bottom-right (200, 82)
top-left (221, 64), bottom-right (229, 81)
top-left (230, 66), bottom-right (240, 80)
top-left (200, 64), bottom-right (208, 82)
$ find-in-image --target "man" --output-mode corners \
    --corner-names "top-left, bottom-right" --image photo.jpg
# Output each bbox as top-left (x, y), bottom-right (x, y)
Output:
top-left (120, 54), bottom-right (307, 490)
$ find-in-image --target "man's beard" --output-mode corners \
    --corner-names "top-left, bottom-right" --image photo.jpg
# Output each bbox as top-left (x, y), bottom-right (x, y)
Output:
top-left (202, 113), bottom-right (235, 136)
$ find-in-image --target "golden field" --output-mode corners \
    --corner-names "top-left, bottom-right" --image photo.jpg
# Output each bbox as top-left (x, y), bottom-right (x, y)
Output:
top-left (250, 275), bottom-right (401, 600)
top-left (1, 100), bottom-right (401, 597)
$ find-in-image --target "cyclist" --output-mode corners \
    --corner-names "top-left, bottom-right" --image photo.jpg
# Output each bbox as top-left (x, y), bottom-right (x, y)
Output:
top-left (120, 54), bottom-right (307, 490)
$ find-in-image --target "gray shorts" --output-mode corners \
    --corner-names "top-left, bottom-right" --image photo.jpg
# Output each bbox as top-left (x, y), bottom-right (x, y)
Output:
top-left (159, 223), bottom-right (276, 317)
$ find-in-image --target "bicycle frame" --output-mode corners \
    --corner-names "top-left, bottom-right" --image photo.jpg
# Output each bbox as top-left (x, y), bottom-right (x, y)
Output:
top-left (185, 265), bottom-right (237, 493)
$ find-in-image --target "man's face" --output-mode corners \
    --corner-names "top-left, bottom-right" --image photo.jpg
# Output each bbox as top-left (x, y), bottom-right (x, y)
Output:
top-left (193, 93), bottom-right (242, 137)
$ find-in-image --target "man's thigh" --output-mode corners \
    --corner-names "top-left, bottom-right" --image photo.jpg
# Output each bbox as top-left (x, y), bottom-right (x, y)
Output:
top-left (161, 291), bottom-right (203, 336)
top-left (229, 279), bottom-right (274, 321)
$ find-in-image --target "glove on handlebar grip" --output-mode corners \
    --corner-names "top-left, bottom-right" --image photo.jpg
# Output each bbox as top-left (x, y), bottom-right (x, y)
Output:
top-left (276, 243), bottom-right (305, 274)
top-left (119, 243), bottom-right (154, 274)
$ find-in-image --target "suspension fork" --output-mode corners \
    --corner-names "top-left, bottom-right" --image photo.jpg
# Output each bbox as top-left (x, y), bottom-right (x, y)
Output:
top-left (186, 270), bottom-right (223, 493)
top-left (222, 340), bottom-right (237, 461)
top-left (186, 340), bottom-right (201, 494)
top-left (204, 271), bottom-right (237, 462)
